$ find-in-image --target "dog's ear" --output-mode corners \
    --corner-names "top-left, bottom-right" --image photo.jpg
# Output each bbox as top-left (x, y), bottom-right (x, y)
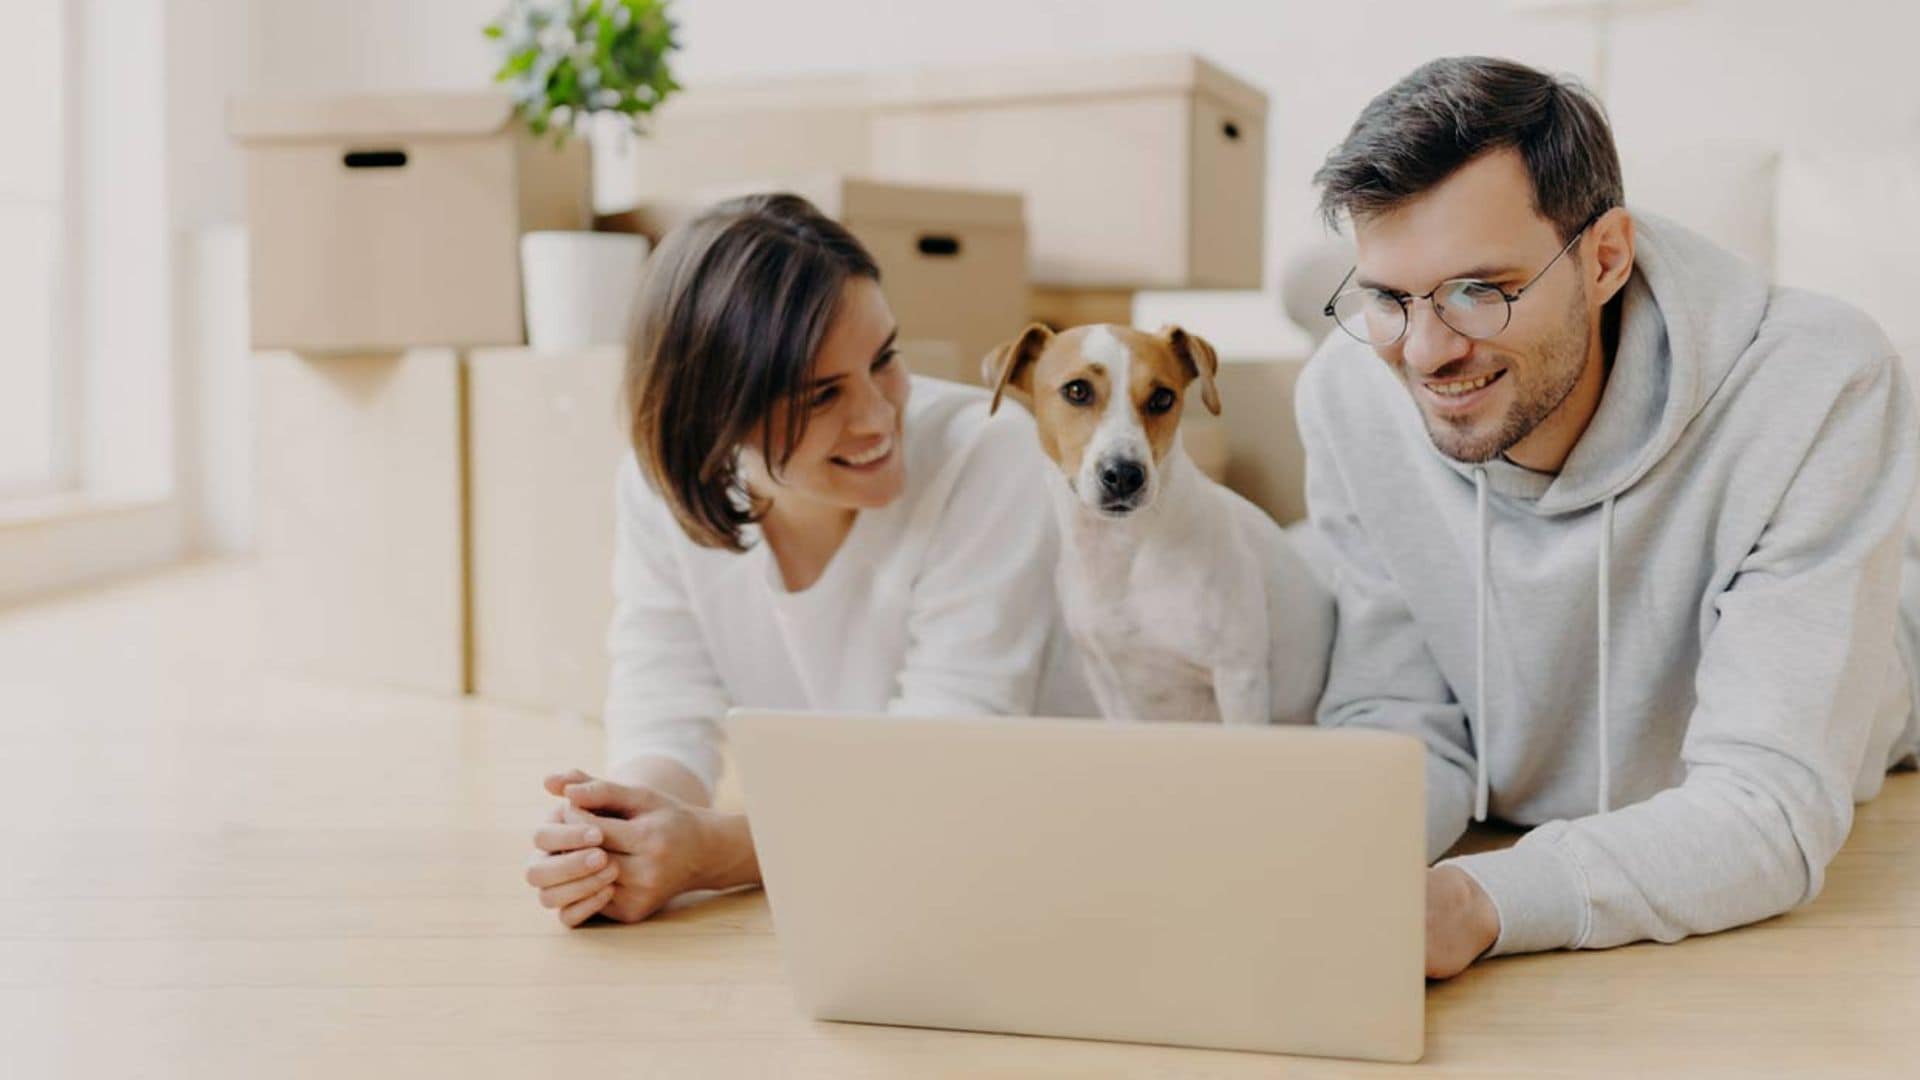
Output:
top-left (1160, 324), bottom-right (1221, 416)
top-left (984, 323), bottom-right (1054, 415)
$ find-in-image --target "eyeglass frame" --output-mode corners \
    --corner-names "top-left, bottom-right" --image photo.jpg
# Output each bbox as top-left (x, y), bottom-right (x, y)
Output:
top-left (1321, 210), bottom-right (1607, 347)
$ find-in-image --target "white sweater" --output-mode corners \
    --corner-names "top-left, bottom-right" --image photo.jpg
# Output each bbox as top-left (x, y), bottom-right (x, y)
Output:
top-left (602, 376), bottom-right (1088, 794)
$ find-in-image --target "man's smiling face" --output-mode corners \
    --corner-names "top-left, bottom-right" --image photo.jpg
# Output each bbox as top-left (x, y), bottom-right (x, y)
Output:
top-left (1351, 148), bottom-right (1598, 466)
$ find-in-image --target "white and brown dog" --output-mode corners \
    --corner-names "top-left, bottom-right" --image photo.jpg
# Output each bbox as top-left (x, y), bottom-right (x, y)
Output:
top-left (986, 322), bottom-right (1332, 726)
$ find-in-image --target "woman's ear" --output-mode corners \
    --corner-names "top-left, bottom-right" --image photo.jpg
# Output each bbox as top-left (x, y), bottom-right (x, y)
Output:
top-left (985, 323), bottom-right (1054, 415)
top-left (1160, 325), bottom-right (1221, 416)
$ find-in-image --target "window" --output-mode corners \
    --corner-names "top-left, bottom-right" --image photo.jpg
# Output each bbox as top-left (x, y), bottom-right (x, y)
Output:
top-left (0, 1), bottom-right (69, 498)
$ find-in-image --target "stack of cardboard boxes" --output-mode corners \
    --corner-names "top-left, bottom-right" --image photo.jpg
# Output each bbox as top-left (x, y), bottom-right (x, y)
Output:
top-left (233, 93), bottom-right (591, 696)
top-left (604, 53), bottom-right (1267, 333)
top-left (234, 52), bottom-right (1269, 713)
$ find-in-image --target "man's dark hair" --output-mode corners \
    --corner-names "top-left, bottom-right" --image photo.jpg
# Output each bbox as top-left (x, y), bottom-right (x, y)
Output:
top-left (1313, 56), bottom-right (1623, 241)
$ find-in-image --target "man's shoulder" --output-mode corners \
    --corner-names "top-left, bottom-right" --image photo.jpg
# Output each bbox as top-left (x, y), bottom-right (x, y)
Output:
top-left (1751, 287), bottom-right (1901, 388)
top-left (1690, 287), bottom-right (1912, 474)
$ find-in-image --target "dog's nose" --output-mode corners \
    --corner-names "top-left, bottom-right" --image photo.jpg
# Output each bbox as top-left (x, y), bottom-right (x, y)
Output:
top-left (1099, 460), bottom-right (1147, 499)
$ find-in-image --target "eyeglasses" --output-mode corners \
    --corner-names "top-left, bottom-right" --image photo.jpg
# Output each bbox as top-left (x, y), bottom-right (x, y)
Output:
top-left (1322, 214), bottom-right (1602, 347)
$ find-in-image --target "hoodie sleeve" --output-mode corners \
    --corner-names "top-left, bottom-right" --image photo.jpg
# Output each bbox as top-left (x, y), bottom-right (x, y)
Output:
top-left (1298, 361), bottom-right (1480, 861)
top-left (888, 407), bottom-right (1057, 717)
top-left (1449, 350), bottom-right (1920, 955)
top-left (601, 456), bottom-right (731, 797)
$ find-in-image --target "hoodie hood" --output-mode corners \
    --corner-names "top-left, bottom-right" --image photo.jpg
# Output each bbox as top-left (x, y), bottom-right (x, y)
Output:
top-left (1443, 210), bottom-right (1771, 513)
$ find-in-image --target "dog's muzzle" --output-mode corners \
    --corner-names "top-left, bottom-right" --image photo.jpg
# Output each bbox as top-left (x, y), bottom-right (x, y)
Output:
top-left (1096, 457), bottom-right (1148, 512)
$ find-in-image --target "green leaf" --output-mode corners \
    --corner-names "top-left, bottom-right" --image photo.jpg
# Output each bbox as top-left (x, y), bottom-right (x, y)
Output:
top-left (483, 0), bottom-right (681, 130)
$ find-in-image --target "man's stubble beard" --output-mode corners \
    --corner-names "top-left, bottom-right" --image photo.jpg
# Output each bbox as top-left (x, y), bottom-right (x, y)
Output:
top-left (1423, 287), bottom-right (1591, 465)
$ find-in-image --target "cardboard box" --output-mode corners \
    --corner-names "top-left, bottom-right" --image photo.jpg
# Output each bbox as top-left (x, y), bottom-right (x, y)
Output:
top-left (1215, 358), bottom-right (1308, 525)
top-left (644, 176), bottom-right (1028, 372)
top-left (871, 53), bottom-right (1267, 290)
top-left (1182, 415), bottom-right (1231, 485)
top-left (897, 340), bottom-right (978, 387)
top-left (254, 350), bottom-right (467, 694)
top-left (1030, 287), bottom-right (1135, 331)
top-left (595, 75), bottom-right (874, 213)
top-left (232, 92), bottom-right (591, 352)
top-left (465, 346), bottom-right (628, 717)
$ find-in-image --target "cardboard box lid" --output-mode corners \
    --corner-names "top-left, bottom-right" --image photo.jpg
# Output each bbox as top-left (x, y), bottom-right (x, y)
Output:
top-left (646, 73), bottom-right (874, 115)
top-left (230, 91), bottom-right (519, 143)
top-left (634, 175), bottom-right (1024, 237)
top-left (786, 176), bottom-right (1024, 230)
top-left (870, 52), bottom-right (1267, 119)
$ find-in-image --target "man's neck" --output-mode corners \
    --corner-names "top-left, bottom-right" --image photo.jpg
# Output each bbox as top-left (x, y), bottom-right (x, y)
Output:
top-left (1503, 300), bottom-right (1620, 474)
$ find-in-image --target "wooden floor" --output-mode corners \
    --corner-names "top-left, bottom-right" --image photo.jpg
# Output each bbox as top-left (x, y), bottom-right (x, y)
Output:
top-left (2, 562), bottom-right (1915, 1078)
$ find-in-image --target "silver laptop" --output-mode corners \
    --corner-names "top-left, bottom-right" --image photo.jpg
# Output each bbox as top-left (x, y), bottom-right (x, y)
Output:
top-left (723, 711), bottom-right (1426, 1063)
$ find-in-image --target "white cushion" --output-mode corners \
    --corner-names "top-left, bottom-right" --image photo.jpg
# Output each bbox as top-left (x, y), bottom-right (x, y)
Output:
top-left (1621, 139), bottom-right (1780, 274)
top-left (1776, 146), bottom-right (1920, 348)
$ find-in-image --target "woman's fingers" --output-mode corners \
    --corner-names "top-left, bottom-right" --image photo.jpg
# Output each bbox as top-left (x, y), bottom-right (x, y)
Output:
top-left (533, 821), bottom-right (605, 854)
top-left (525, 846), bottom-right (608, 889)
top-left (559, 884), bottom-right (616, 928)
top-left (543, 769), bottom-right (596, 798)
top-left (539, 862), bottom-right (620, 911)
top-left (561, 804), bottom-right (648, 856)
top-left (532, 771), bottom-right (626, 929)
top-left (563, 778), bottom-right (667, 819)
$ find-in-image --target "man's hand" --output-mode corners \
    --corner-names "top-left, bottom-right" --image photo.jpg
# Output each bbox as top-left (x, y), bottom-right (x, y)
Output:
top-left (1426, 863), bottom-right (1500, 979)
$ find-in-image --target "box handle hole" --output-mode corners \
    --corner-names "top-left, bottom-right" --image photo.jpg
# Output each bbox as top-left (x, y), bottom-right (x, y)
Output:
top-left (916, 234), bottom-right (962, 257)
top-left (343, 149), bottom-right (409, 169)
top-left (1222, 121), bottom-right (1242, 142)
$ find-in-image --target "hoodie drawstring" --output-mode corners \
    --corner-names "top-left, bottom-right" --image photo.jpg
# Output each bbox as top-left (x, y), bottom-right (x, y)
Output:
top-left (1469, 471), bottom-right (1616, 822)
top-left (1474, 469), bottom-right (1490, 821)
top-left (1596, 495), bottom-right (1615, 815)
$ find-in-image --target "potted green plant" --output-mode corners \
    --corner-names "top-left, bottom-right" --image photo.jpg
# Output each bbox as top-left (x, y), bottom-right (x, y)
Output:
top-left (486, 0), bottom-right (681, 348)
top-left (486, 0), bottom-right (681, 140)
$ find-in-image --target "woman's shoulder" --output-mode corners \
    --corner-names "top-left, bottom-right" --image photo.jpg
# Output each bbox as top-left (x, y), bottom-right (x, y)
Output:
top-left (897, 375), bottom-right (1050, 520)
top-left (615, 450), bottom-right (721, 556)
top-left (903, 374), bottom-right (1041, 475)
top-left (615, 451), bottom-right (685, 547)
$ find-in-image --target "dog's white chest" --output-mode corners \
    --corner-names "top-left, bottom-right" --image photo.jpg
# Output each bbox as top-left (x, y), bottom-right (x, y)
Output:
top-left (1061, 545), bottom-right (1229, 724)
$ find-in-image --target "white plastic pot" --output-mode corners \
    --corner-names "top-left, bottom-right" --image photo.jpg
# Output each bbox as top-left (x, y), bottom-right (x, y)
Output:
top-left (519, 231), bottom-right (651, 350)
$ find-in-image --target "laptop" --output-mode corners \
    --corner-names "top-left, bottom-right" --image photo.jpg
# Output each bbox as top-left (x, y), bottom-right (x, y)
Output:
top-left (722, 710), bottom-right (1426, 1063)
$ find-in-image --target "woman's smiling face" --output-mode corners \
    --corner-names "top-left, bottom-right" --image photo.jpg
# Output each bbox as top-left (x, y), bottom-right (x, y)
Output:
top-left (744, 277), bottom-right (911, 513)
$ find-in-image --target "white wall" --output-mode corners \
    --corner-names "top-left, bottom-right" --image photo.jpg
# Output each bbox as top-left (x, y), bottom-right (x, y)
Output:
top-left (166, 0), bottom-right (254, 555)
top-left (0, 0), bottom-right (194, 604)
top-left (82, 0), bottom-right (173, 499)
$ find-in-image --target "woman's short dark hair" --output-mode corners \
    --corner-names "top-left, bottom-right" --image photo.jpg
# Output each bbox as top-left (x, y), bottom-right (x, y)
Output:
top-left (1313, 56), bottom-right (1623, 242)
top-left (625, 193), bottom-right (881, 552)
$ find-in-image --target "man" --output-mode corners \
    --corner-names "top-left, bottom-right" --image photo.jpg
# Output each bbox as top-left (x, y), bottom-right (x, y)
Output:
top-left (1297, 56), bottom-right (1920, 979)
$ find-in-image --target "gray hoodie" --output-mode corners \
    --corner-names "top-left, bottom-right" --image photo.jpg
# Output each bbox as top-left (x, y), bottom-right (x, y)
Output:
top-left (1296, 211), bottom-right (1920, 955)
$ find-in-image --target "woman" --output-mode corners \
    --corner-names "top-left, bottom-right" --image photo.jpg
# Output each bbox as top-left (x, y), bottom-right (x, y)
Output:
top-left (524, 193), bottom-right (1083, 927)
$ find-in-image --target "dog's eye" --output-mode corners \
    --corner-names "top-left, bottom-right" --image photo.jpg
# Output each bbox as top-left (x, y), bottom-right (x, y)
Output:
top-left (1061, 379), bottom-right (1094, 406)
top-left (1145, 388), bottom-right (1177, 414)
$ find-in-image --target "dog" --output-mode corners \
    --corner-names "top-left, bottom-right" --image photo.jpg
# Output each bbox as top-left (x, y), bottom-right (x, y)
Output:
top-left (985, 322), bottom-right (1332, 726)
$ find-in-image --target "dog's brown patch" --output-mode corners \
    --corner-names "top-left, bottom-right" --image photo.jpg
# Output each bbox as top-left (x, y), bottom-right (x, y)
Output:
top-left (987, 323), bottom-right (1222, 480)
